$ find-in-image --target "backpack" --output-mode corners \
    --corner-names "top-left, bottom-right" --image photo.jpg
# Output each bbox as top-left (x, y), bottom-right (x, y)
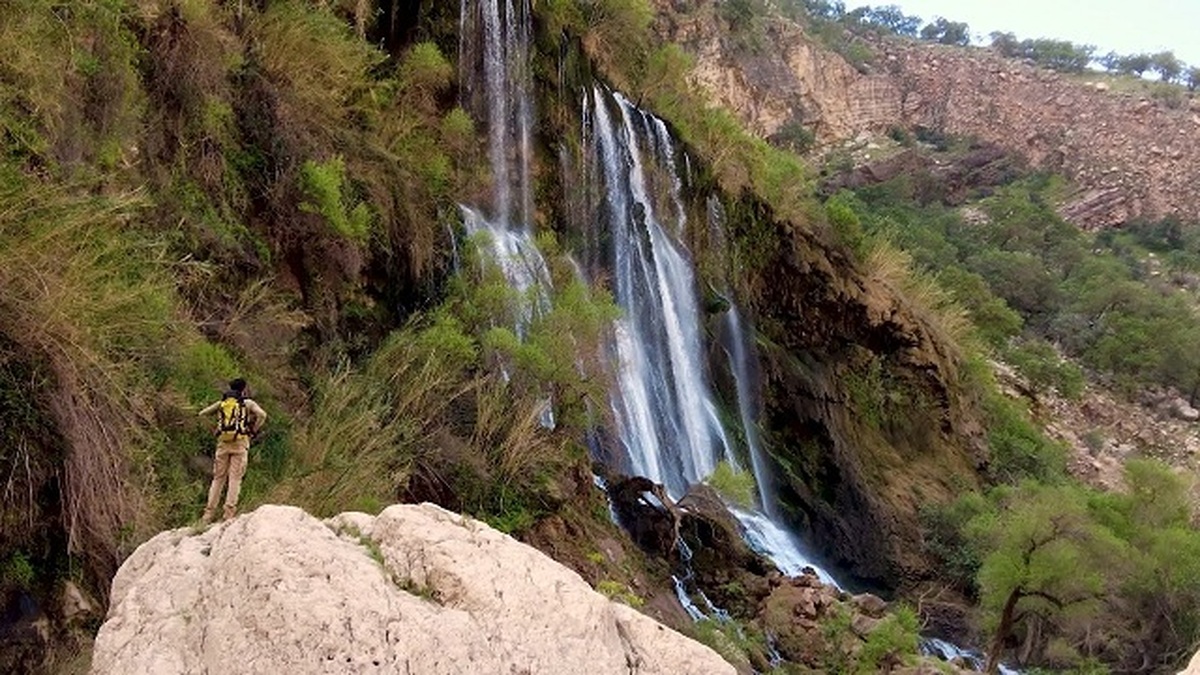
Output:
top-left (215, 394), bottom-right (248, 442)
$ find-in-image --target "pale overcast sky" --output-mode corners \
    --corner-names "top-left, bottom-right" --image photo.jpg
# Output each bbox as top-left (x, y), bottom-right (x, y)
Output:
top-left (887, 0), bottom-right (1200, 66)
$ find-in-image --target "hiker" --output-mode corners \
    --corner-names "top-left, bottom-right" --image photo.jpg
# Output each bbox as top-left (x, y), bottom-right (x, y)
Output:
top-left (197, 378), bottom-right (266, 523)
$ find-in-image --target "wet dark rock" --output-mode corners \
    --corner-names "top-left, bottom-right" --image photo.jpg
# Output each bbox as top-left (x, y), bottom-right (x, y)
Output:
top-left (0, 589), bottom-right (49, 674)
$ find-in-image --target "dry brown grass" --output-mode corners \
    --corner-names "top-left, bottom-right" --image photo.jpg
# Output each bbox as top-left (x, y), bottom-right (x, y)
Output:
top-left (865, 241), bottom-right (975, 360)
top-left (0, 178), bottom-right (180, 588)
top-left (253, 1), bottom-right (384, 150)
top-left (472, 379), bottom-right (564, 486)
top-left (272, 320), bottom-right (477, 515)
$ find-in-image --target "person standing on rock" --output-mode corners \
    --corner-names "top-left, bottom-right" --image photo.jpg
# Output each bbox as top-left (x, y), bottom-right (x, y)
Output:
top-left (198, 378), bottom-right (266, 524)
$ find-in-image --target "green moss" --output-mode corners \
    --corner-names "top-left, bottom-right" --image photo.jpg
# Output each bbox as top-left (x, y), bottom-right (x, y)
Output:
top-left (1, 552), bottom-right (35, 589)
top-left (595, 579), bottom-right (644, 607)
top-left (706, 460), bottom-right (757, 509)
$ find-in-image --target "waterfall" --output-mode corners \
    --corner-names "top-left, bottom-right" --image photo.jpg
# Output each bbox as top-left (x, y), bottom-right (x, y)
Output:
top-left (460, 205), bottom-right (551, 337)
top-left (720, 303), bottom-right (840, 586)
top-left (720, 305), bottom-right (775, 518)
top-left (459, 0), bottom-right (548, 327)
top-left (589, 87), bottom-right (736, 499)
top-left (454, 5), bottom-right (1007, 667)
top-left (460, 0), bottom-right (533, 228)
top-left (459, 0), bottom-right (552, 429)
top-left (584, 87), bottom-right (840, 587)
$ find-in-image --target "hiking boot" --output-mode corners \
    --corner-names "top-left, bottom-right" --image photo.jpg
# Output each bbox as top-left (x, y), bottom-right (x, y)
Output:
top-left (222, 506), bottom-right (236, 522)
top-left (200, 509), bottom-right (214, 525)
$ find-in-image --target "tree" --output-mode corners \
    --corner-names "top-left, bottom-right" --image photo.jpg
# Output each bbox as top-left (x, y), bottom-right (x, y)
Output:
top-left (721, 0), bottom-right (760, 30)
top-left (1118, 53), bottom-right (1153, 77)
top-left (796, 0), bottom-right (845, 20)
top-left (1099, 50), bottom-right (1123, 72)
top-left (1023, 39), bottom-right (1094, 73)
top-left (969, 484), bottom-right (1122, 673)
top-left (1187, 66), bottom-right (1200, 91)
top-left (920, 17), bottom-right (970, 46)
top-left (1150, 51), bottom-right (1182, 82)
top-left (989, 31), bottom-right (1020, 58)
top-left (863, 5), bottom-right (922, 37)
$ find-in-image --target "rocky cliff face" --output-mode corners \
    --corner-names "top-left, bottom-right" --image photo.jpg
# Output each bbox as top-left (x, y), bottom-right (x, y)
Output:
top-left (654, 1), bottom-right (1200, 229)
top-left (91, 504), bottom-right (734, 675)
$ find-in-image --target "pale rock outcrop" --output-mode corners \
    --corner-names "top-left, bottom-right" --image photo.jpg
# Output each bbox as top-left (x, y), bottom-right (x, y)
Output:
top-left (1180, 649), bottom-right (1200, 675)
top-left (92, 504), bottom-right (734, 675)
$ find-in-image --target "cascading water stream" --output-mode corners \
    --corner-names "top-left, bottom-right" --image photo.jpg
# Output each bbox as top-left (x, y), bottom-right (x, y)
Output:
top-left (459, 0), bottom-right (552, 427)
top-left (460, 0), bottom-right (533, 229)
top-left (718, 303), bottom-right (840, 586)
top-left (584, 86), bottom-right (843, 591)
top-left (590, 87), bottom-right (736, 499)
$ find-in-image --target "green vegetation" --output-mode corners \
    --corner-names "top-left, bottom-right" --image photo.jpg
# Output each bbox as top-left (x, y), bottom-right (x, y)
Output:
top-left (924, 461), bottom-right (1200, 672)
top-left (818, 604), bottom-right (921, 673)
top-left (1, 552), bottom-right (35, 589)
top-left (0, 0), bottom-right (471, 612)
top-left (837, 173), bottom-right (1200, 400)
top-left (992, 33), bottom-right (1095, 73)
top-left (595, 579), bottom-right (645, 607)
top-left (705, 461), bottom-right (757, 509)
top-left (299, 157), bottom-right (373, 243)
top-left (1, 2), bottom-right (1196, 674)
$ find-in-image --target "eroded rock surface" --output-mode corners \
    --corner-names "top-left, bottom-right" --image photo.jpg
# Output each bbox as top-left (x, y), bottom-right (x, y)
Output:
top-left (653, 0), bottom-right (1200, 229)
top-left (91, 504), bottom-right (734, 675)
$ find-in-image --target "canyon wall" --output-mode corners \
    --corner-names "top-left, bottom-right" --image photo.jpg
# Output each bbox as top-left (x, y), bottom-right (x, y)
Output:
top-left (654, 2), bottom-right (1200, 229)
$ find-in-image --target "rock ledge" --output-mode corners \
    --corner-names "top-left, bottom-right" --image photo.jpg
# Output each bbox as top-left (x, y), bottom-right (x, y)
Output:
top-left (92, 504), bottom-right (734, 675)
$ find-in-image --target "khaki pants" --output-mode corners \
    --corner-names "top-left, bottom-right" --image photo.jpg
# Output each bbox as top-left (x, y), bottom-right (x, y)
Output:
top-left (205, 437), bottom-right (250, 518)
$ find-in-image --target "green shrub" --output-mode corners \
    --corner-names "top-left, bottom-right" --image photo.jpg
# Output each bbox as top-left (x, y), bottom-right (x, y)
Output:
top-left (299, 156), bottom-right (372, 242)
top-left (825, 191), bottom-right (866, 259)
top-left (1, 552), bottom-right (35, 588)
top-left (919, 493), bottom-right (990, 590)
top-left (1004, 339), bottom-right (1085, 399)
top-left (595, 579), bottom-right (644, 607)
top-left (858, 606), bottom-right (920, 672)
top-left (983, 394), bottom-right (1067, 484)
top-left (706, 461), bottom-right (757, 509)
top-left (399, 42), bottom-right (453, 92)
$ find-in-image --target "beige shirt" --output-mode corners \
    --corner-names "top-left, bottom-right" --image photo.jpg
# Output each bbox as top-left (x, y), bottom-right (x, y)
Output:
top-left (199, 396), bottom-right (267, 433)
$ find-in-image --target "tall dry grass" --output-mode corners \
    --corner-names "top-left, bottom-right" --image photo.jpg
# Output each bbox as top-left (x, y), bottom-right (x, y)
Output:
top-left (0, 175), bottom-right (180, 586)
top-left (272, 317), bottom-right (478, 515)
top-left (864, 241), bottom-right (976, 363)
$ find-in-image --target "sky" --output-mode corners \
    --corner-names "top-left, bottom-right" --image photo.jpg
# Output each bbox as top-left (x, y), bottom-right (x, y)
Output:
top-left (887, 0), bottom-right (1200, 67)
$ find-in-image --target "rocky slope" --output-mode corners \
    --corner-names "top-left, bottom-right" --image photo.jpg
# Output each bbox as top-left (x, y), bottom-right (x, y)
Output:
top-left (654, 1), bottom-right (1200, 229)
top-left (91, 504), bottom-right (735, 675)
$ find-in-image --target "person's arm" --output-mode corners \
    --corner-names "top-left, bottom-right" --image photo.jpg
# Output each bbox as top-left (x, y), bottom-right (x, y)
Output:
top-left (244, 399), bottom-right (267, 433)
top-left (198, 400), bottom-right (220, 416)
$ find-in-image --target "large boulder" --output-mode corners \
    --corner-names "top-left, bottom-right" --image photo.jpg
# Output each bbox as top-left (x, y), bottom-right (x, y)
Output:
top-left (91, 504), bottom-right (734, 675)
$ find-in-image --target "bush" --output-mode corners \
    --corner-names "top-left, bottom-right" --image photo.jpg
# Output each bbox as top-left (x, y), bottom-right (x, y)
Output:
top-left (1004, 339), bottom-right (1085, 399)
top-left (825, 191), bottom-right (866, 259)
top-left (706, 461), bottom-right (757, 509)
top-left (771, 120), bottom-right (816, 153)
top-left (1, 552), bottom-right (35, 588)
top-left (595, 579), bottom-right (644, 607)
top-left (858, 605), bottom-right (921, 672)
top-left (983, 394), bottom-right (1066, 484)
top-left (299, 156), bottom-right (372, 243)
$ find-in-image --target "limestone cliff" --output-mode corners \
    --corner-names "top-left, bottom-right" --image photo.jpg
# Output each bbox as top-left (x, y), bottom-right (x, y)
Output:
top-left (653, 0), bottom-right (1200, 229)
top-left (91, 504), bottom-right (734, 675)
